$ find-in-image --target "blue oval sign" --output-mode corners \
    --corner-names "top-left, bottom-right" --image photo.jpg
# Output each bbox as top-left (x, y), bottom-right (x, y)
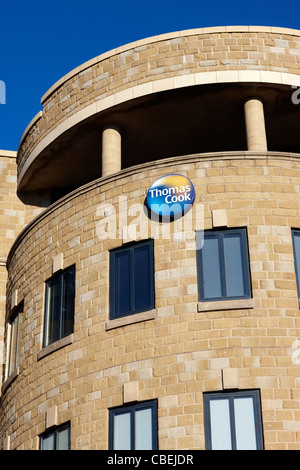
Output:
top-left (146, 174), bottom-right (195, 218)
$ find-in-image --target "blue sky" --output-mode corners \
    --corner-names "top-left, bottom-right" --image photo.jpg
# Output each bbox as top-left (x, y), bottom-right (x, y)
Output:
top-left (0, 0), bottom-right (299, 151)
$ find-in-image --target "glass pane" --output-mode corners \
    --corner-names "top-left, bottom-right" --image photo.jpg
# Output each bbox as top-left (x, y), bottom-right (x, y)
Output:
top-left (135, 408), bottom-right (153, 450)
top-left (234, 397), bottom-right (257, 450)
top-left (45, 278), bottom-right (61, 346)
top-left (134, 244), bottom-right (152, 311)
top-left (113, 412), bottom-right (131, 449)
top-left (15, 313), bottom-right (23, 370)
top-left (223, 233), bottom-right (246, 297)
top-left (293, 232), bottom-right (300, 295)
top-left (61, 268), bottom-right (75, 338)
top-left (201, 236), bottom-right (223, 299)
top-left (115, 251), bottom-right (131, 316)
top-left (210, 398), bottom-right (232, 450)
top-left (8, 316), bottom-right (18, 375)
top-left (41, 433), bottom-right (55, 450)
top-left (57, 427), bottom-right (70, 450)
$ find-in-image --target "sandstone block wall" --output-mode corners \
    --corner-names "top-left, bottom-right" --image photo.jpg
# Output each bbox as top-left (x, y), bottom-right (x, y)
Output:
top-left (1, 154), bottom-right (300, 449)
top-left (0, 151), bottom-right (48, 387)
top-left (17, 27), bottom-right (300, 181)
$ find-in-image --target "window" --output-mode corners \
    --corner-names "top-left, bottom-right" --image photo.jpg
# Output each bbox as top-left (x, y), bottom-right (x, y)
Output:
top-left (204, 390), bottom-right (264, 450)
top-left (292, 230), bottom-right (300, 297)
top-left (43, 265), bottom-right (75, 347)
top-left (8, 302), bottom-right (23, 376)
top-left (110, 240), bottom-right (154, 319)
top-left (109, 400), bottom-right (158, 450)
top-left (40, 423), bottom-right (70, 450)
top-left (197, 228), bottom-right (251, 302)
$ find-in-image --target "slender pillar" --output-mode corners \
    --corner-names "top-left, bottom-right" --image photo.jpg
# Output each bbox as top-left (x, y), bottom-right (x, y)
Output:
top-left (244, 98), bottom-right (268, 151)
top-left (102, 125), bottom-right (121, 177)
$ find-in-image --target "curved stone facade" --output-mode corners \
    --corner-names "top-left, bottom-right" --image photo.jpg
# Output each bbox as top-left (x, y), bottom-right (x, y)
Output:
top-left (17, 26), bottom-right (300, 193)
top-left (1, 26), bottom-right (300, 450)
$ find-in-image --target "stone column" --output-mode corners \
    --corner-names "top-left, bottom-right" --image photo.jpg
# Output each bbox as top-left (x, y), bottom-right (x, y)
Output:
top-left (102, 125), bottom-right (121, 177)
top-left (244, 98), bottom-right (268, 151)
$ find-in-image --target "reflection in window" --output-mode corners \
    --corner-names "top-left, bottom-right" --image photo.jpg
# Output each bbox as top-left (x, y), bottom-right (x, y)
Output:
top-left (43, 266), bottom-right (75, 347)
top-left (204, 390), bottom-right (264, 450)
top-left (8, 302), bottom-right (23, 376)
top-left (197, 228), bottom-right (251, 301)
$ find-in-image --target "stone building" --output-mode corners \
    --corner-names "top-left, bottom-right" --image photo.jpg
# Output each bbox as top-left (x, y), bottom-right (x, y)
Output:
top-left (1, 25), bottom-right (300, 450)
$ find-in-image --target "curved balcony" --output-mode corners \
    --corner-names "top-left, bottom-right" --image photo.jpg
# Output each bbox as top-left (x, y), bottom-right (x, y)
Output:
top-left (16, 26), bottom-right (300, 201)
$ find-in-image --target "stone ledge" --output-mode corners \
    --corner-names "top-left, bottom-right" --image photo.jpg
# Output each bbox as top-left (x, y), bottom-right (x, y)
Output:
top-left (197, 298), bottom-right (254, 312)
top-left (106, 309), bottom-right (157, 331)
top-left (37, 334), bottom-right (74, 361)
top-left (1, 367), bottom-right (19, 394)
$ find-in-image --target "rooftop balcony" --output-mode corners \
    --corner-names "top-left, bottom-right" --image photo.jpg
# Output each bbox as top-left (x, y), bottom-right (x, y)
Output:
top-left (16, 26), bottom-right (300, 201)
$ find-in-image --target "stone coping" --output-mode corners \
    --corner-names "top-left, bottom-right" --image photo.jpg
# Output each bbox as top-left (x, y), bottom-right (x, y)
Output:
top-left (0, 150), bottom-right (17, 158)
top-left (7, 149), bottom-right (300, 268)
top-left (41, 26), bottom-right (300, 105)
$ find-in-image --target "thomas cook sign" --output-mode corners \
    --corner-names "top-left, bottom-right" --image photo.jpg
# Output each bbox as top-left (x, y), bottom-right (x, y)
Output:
top-left (146, 174), bottom-right (195, 219)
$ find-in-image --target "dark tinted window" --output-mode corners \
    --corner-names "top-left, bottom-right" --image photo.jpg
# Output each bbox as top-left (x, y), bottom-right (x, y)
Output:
top-left (110, 240), bottom-right (154, 319)
top-left (44, 266), bottom-right (75, 347)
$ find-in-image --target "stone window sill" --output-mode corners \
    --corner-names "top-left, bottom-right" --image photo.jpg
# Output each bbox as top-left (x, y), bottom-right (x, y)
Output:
top-left (37, 334), bottom-right (74, 361)
top-left (197, 298), bottom-right (254, 312)
top-left (1, 367), bottom-right (19, 394)
top-left (106, 309), bottom-right (157, 331)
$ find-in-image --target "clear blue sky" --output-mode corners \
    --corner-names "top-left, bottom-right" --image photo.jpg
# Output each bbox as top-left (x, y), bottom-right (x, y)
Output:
top-left (0, 0), bottom-right (299, 151)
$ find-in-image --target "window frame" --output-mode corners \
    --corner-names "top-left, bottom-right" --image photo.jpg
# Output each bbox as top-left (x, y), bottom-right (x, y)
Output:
top-left (204, 390), bottom-right (264, 450)
top-left (109, 400), bottom-right (158, 450)
top-left (109, 239), bottom-right (155, 320)
top-left (7, 301), bottom-right (24, 377)
top-left (292, 229), bottom-right (300, 298)
top-left (196, 228), bottom-right (252, 302)
top-left (43, 265), bottom-right (76, 348)
top-left (39, 422), bottom-right (71, 450)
